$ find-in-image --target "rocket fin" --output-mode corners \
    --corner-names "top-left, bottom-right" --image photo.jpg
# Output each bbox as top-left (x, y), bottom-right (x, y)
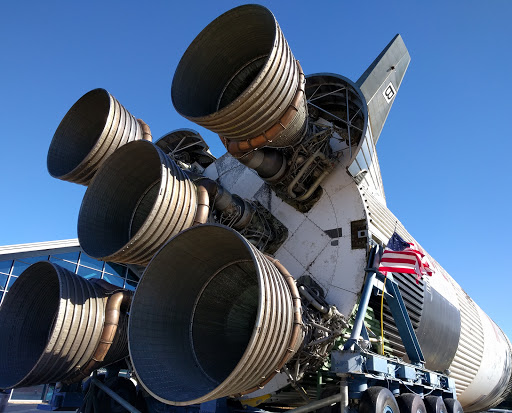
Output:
top-left (356, 34), bottom-right (410, 145)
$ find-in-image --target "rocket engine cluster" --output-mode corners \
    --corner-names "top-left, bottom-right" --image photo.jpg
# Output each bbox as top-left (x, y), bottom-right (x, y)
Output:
top-left (0, 5), bottom-right (510, 413)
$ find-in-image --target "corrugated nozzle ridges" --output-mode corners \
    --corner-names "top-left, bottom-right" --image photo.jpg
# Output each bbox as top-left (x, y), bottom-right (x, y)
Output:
top-left (78, 140), bottom-right (197, 265)
top-left (128, 224), bottom-right (297, 405)
top-left (0, 262), bottom-right (129, 388)
top-left (171, 4), bottom-right (307, 150)
top-left (47, 88), bottom-right (142, 185)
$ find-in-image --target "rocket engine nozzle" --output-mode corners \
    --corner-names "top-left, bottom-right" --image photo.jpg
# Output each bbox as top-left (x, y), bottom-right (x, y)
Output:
top-left (47, 88), bottom-right (145, 185)
top-left (128, 224), bottom-right (302, 405)
top-left (77, 140), bottom-right (197, 265)
top-left (0, 262), bottom-right (130, 389)
top-left (171, 4), bottom-right (307, 154)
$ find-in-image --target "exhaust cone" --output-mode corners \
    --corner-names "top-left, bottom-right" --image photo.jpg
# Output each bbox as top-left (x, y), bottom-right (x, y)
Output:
top-left (47, 88), bottom-right (142, 185)
top-left (0, 262), bottom-right (129, 389)
top-left (171, 5), bottom-right (307, 151)
top-left (78, 140), bottom-right (197, 265)
top-left (129, 224), bottom-right (297, 405)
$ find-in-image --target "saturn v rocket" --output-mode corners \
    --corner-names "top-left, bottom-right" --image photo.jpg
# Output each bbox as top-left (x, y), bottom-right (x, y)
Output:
top-left (0, 4), bottom-right (510, 413)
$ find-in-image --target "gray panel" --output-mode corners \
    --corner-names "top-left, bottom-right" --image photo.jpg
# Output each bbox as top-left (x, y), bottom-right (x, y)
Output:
top-left (415, 285), bottom-right (461, 371)
top-left (356, 34), bottom-right (411, 144)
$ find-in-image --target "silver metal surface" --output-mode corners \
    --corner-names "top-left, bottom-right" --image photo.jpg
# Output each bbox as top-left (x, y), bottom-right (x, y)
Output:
top-left (128, 224), bottom-right (297, 405)
top-left (78, 140), bottom-right (197, 265)
top-left (171, 4), bottom-right (307, 149)
top-left (362, 188), bottom-right (512, 410)
top-left (47, 88), bottom-right (142, 185)
top-left (447, 277), bottom-right (485, 395)
top-left (0, 262), bottom-right (128, 388)
top-left (356, 34), bottom-right (410, 145)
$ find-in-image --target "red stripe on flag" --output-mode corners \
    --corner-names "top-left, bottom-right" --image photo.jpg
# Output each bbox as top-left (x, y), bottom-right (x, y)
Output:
top-left (383, 250), bottom-right (419, 257)
top-left (380, 257), bottom-right (418, 265)
top-left (378, 266), bottom-right (418, 274)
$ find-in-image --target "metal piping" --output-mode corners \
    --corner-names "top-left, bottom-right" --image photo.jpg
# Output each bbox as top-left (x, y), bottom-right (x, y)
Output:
top-left (91, 378), bottom-right (142, 413)
top-left (137, 119), bottom-right (152, 142)
top-left (193, 184), bottom-right (210, 225)
top-left (298, 285), bottom-right (329, 314)
top-left (76, 290), bottom-right (132, 380)
top-left (193, 177), bottom-right (255, 230)
top-left (238, 148), bottom-right (288, 182)
top-left (286, 393), bottom-right (343, 413)
top-left (296, 169), bottom-right (331, 202)
top-left (287, 151), bottom-right (329, 200)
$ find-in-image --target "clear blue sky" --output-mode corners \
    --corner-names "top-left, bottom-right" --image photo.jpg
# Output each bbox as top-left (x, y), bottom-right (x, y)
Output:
top-left (1, 1), bottom-right (511, 339)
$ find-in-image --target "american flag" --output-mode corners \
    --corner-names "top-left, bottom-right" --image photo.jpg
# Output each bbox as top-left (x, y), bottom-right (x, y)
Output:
top-left (378, 232), bottom-right (433, 282)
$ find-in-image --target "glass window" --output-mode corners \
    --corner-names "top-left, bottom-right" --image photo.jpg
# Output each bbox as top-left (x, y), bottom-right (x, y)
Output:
top-left (49, 258), bottom-right (77, 273)
top-left (0, 260), bottom-right (12, 275)
top-left (0, 273), bottom-right (8, 290)
top-left (51, 251), bottom-right (79, 262)
top-left (126, 269), bottom-right (140, 282)
top-left (104, 262), bottom-right (127, 278)
top-left (18, 255), bottom-right (49, 264)
top-left (78, 253), bottom-right (104, 271)
top-left (12, 261), bottom-right (31, 276)
top-left (347, 161), bottom-right (359, 177)
top-left (362, 139), bottom-right (373, 167)
top-left (102, 273), bottom-right (125, 288)
top-left (355, 151), bottom-right (367, 171)
top-left (7, 276), bottom-right (18, 291)
top-left (77, 266), bottom-right (101, 280)
top-left (125, 279), bottom-right (137, 291)
top-left (0, 291), bottom-right (3, 303)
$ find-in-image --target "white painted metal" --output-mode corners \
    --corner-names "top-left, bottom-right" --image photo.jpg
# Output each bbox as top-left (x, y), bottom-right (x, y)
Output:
top-left (347, 126), bottom-right (386, 205)
top-left (458, 307), bottom-right (511, 412)
top-left (215, 148), bottom-right (367, 319)
top-left (0, 239), bottom-right (80, 261)
top-left (445, 273), bottom-right (485, 399)
top-left (216, 106), bottom-right (511, 409)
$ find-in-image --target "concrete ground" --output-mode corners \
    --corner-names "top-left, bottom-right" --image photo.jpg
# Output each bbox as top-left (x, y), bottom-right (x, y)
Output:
top-left (0, 401), bottom-right (40, 413)
top-left (0, 401), bottom-right (76, 412)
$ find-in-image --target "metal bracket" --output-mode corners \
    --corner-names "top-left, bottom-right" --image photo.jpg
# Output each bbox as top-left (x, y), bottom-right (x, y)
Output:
top-left (374, 270), bottom-right (424, 365)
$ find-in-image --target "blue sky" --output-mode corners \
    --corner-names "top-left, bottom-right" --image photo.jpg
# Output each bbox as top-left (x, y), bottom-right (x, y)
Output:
top-left (1, 1), bottom-right (511, 340)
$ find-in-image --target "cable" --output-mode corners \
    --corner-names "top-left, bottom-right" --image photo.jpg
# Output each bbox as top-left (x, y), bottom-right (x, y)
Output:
top-left (380, 273), bottom-right (388, 355)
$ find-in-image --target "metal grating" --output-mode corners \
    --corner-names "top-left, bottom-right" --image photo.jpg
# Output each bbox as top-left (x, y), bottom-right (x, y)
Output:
top-left (445, 276), bottom-right (484, 396)
top-left (369, 273), bottom-right (424, 361)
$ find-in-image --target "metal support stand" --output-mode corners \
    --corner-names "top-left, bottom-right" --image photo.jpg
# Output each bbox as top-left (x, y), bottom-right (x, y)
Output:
top-left (339, 375), bottom-right (349, 413)
top-left (376, 273), bottom-right (424, 365)
top-left (330, 246), bottom-right (456, 405)
top-left (343, 246), bottom-right (425, 365)
top-left (91, 378), bottom-right (142, 413)
top-left (343, 247), bottom-right (378, 351)
top-left (287, 393), bottom-right (343, 413)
